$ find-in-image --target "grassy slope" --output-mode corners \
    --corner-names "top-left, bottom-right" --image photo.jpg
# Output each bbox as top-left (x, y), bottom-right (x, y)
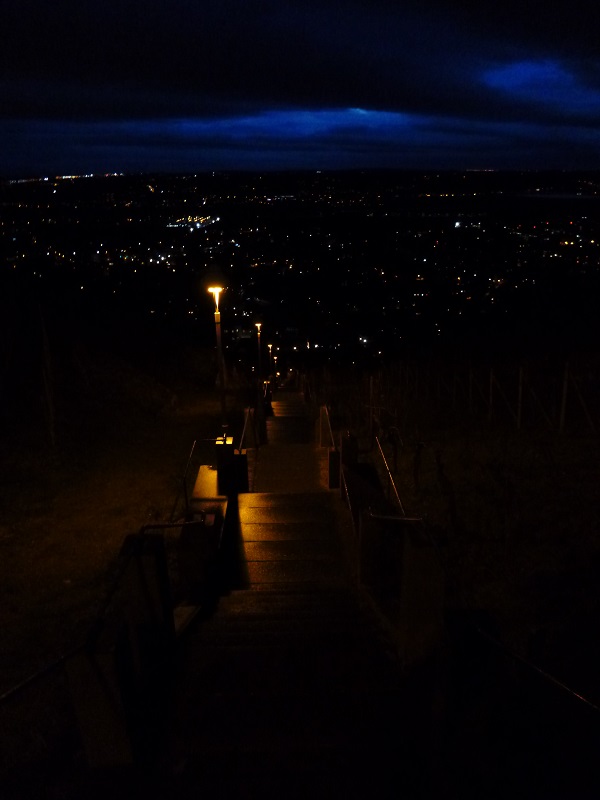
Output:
top-left (0, 348), bottom-right (226, 695)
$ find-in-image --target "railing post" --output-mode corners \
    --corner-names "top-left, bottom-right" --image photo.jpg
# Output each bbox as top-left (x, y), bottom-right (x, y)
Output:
top-left (517, 366), bottom-right (524, 430)
top-left (559, 361), bottom-right (569, 433)
top-left (67, 532), bottom-right (174, 767)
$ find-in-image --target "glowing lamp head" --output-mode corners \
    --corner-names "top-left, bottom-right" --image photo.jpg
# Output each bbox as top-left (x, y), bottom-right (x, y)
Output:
top-left (255, 322), bottom-right (262, 333)
top-left (208, 286), bottom-right (224, 310)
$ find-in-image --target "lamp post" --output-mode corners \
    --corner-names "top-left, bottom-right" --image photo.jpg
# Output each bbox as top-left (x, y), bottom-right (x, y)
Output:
top-left (208, 286), bottom-right (227, 426)
top-left (255, 322), bottom-right (262, 380)
top-left (267, 343), bottom-right (273, 376)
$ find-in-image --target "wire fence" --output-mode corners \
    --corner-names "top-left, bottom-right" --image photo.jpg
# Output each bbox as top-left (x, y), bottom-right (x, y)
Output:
top-left (313, 355), bottom-right (600, 440)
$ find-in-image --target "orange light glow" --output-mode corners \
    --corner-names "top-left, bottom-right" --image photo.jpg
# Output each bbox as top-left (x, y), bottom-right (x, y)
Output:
top-left (208, 286), bottom-right (224, 310)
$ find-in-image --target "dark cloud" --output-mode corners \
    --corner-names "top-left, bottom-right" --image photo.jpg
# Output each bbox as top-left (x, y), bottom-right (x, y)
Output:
top-left (1, 0), bottom-right (599, 174)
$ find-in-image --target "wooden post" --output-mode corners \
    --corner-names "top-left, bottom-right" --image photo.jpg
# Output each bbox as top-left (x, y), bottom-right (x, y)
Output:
top-left (559, 361), bottom-right (569, 434)
top-left (369, 374), bottom-right (374, 444)
top-left (529, 385), bottom-right (554, 429)
top-left (468, 365), bottom-right (473, 414)
top-left (517, 366), bottom-right (524, 430)
top-left (40, 310), bottom-right (56, 448)
top-left (569, 368), bottom-right (597, 433)
top-left (490, 370), bottom-right (518, 423)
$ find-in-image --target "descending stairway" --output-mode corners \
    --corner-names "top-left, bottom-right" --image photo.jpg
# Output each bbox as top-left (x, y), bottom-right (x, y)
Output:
top-left (163, 391), bottom-right (436, 798)
top-left (264, 391), bottom-right (312, 443)
top-left (249, 390), bottom-right (326, 493)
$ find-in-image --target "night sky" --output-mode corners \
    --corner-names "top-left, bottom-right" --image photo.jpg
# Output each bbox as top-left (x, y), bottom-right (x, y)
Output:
top-left (2, 0), bottom-right (600, 177)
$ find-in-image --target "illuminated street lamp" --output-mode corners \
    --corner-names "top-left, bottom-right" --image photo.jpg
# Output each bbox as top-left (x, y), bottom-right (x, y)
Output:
top-left (208, 286), bottom-right (226, 425)
top-left (267, 343), bottom-right (273, 375)
top-left (208, 285), bottom-right (223, 312)
top-left (255, 322), bottom-right (262, 379)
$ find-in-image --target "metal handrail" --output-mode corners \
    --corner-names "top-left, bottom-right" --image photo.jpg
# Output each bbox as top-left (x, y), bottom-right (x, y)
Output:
top-left (374, 435), bottom-right (405, 516)
top-left (320, 405), bottom-right (336, 449)
top-left (0, 644), bottom-right (84, 705)
top-left (340, 466), bottom-right (360, 536)
top-left (139, 521), bottom-right (204, 535)
top-left (364, 507), bottom-right (442, 553)
top-left (181, 439), bottom-right (197, 515)
top-left (238, 407), bottom-right (251, 450)
top-left (475, 625), bottom-right (600, 715)
top-left (365, 510), bottom-right (422, 524)
top-left (0, 519), bottom-right (204, 706)
top-left (173, 437), bottom-right (226, 521)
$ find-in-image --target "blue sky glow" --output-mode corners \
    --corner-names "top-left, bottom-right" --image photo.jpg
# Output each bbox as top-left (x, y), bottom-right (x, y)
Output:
top-left (2, 1), bottom-right (600, 175)
top-left (6, 106), bottom-right (599, 177)
top-left (483, 59), bottom-right (600, 116)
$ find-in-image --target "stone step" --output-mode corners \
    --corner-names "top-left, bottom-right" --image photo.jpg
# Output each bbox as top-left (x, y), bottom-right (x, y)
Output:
top-left (239, 491), bottom-right (332, 506)
top-left (265, 420), bottom-right (311, 444)
top-left (242, 558), bottom-right (344, 584)
top-left (173, 689), bottom-right (408, 746)
top-left (186, 617), bottom-right (382, 642)
top-left (270, 399), bottom-right (308, 413)
top-left (231, 521), bottom-right (331, 541)
top-left (239, 509), bottom-right (331, 527)
top-left (170, 744), bottom-right (420, 800)
top-left (241, 539), bottom-right (339, 561)
top-left (216, 585), bottom-right (362, 612)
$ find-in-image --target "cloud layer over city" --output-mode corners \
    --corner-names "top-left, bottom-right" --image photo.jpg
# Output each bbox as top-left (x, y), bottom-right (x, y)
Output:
top-left (2, 0), bottom-right (600, 176)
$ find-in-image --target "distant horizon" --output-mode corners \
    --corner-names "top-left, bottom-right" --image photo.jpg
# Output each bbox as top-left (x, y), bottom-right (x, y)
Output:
top-left (5, 165), bottom-right (600, 184)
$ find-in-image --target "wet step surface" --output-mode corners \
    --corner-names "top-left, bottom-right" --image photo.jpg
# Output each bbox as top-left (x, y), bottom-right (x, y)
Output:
top-left (250, 391), bottom-right (327, 492)
top-left (165, 478), bottom-right (431, 799)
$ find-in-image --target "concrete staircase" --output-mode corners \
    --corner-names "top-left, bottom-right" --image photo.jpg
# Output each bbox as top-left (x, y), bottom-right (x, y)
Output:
top-left (163, 390), bottom-right (436, 797)
top-left (249, 390), bottom-right (328, 493)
